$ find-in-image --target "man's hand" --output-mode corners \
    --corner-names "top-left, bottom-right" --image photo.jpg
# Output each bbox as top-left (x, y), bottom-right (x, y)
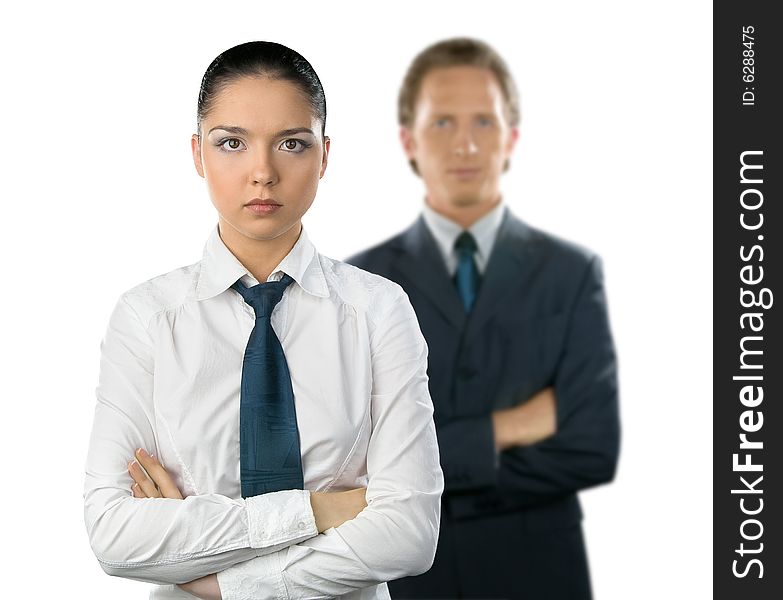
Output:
top-left (309, 488), bottom-right (368, 532)
top-left (492, 387), bottom-right (557, 451)
top-left (128, 450), bottom-right (220, 599)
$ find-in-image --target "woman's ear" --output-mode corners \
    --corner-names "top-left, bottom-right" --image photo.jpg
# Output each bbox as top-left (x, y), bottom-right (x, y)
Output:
top-left (191, 134), bottom-right (205, 178)
top-left (319, 136), bottom-right (331, 179)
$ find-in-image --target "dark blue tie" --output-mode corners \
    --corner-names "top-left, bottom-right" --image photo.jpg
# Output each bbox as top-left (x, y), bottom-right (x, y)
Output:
top-left (232, 274), bottom-right (304, 497)
top-left (454, 231), bottom-right (480, 312)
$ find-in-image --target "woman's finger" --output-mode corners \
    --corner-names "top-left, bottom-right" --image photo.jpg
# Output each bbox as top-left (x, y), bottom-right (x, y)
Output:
top-left (135, 448), bottom-right (184, 499)
top-left (128, 459), bottom-right (161, 498)
top-left (131, 483), bottom-right (146, 498)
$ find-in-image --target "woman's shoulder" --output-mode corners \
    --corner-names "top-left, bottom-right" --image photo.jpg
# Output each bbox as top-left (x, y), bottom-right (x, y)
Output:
top-left (116, 261), bottom-right (201, 325)
top-left (318, 254), bottom-right (408, 315)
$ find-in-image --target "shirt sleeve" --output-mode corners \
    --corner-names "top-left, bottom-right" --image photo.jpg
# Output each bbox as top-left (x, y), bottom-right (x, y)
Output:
top-left (216, 285), bottom-right (444, 599)
top-left (83, 295), bottom-right (318, 585)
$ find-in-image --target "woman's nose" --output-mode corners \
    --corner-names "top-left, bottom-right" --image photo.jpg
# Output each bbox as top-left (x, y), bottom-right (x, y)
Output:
top-left (250, 150), bottom-right (279, 186)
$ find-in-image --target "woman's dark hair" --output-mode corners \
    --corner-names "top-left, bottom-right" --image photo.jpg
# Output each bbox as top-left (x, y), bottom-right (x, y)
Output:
top-left (197, 41), bottom-right (326, 136)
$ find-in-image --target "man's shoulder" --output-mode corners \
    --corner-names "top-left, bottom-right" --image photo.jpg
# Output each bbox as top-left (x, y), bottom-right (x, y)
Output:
top-left (343, 210), bottom-right (602, 281)
top-left (505, 212), bottom-right (600, 273)
top-left (118, 262), bottom-right (201, 325)
top-left (344, 228), bottom-right (411, 274)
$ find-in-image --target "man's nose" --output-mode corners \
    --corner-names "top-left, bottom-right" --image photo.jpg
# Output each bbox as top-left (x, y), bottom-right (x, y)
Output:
top-left (453, 127), bottom-right (478, 157)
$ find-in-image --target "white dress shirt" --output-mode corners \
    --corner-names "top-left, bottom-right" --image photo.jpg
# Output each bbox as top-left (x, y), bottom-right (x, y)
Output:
top-left (84, 226), bottom-right (443, 600)
top-left (421, 200), bottom-right (506, 275)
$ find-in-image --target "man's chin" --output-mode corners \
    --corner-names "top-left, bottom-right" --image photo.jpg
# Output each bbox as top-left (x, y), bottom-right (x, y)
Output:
top-left (448, 195), bottom-right (490, 209)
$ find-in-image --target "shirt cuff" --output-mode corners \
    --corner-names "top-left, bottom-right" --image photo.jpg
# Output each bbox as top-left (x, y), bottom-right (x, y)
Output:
top-left (217, 551), bottom-right (288, 600)
top-left (245, 489), bottom-right (317, 548)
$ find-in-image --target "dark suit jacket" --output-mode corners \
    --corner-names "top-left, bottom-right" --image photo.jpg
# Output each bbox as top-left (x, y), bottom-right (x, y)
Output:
top-left (347, 210), bottom-right (620, 600)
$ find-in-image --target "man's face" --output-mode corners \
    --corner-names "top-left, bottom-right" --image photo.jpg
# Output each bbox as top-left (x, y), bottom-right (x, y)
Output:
top-left (402, 66), bottom-right (518, 217)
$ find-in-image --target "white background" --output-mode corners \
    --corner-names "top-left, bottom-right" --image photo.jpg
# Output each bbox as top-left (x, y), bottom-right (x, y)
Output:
top-left (0, 1), bottom-right (712, 598)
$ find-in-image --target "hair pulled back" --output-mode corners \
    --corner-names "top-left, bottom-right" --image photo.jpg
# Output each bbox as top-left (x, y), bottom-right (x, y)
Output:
top-left (197, 41), bottom-right (326, 135)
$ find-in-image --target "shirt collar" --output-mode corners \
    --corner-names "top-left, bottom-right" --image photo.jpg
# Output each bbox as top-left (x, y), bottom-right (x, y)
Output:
top-left (195, 225), bottom-right (330, 301)
top-left (421, 200), bottom-right (506, 264)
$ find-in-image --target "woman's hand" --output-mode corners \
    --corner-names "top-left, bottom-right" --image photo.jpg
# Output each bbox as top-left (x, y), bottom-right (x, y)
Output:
top-left (128, 450), bottom-right (220, 599)
top-left (177, 574), bottom-right (222, 600)
top-left (309, 488), bottom-right (368, 532)
top-left (128, 448), bottom-right (184, 499)
top-left (126, 452), bottom-right (364, 597)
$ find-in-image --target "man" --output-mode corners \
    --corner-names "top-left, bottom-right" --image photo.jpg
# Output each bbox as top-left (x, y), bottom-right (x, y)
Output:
top-left (347, 38), bottom-right (620, 599)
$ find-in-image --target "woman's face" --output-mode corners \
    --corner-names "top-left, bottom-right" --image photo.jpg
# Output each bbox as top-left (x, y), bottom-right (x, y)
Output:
top-left (191, 76), bottom-right (329, 248)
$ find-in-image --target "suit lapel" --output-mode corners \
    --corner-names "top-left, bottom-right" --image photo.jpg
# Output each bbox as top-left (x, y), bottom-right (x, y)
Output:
top-left (463, 212), bottom-right (540, 345)
top-left (390, 217), bottom-right (467, 331)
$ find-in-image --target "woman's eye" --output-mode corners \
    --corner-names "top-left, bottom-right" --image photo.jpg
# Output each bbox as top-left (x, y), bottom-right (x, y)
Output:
top-left (279, 139), bottom-right (308, 153)
top-left (219, 138), bottom-right (245, 152)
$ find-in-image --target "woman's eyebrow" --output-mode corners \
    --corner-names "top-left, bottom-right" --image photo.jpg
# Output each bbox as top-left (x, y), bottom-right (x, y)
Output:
top-left (276, 127), bottom-right (315, 137)
top-left (206, 126), bottom-right (315, 137)
top-left (208, 125), bottom-right (249, 135)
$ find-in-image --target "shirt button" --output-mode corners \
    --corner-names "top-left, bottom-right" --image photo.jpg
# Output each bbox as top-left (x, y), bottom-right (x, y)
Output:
top-left (298, 522), bottom-right (306, 529)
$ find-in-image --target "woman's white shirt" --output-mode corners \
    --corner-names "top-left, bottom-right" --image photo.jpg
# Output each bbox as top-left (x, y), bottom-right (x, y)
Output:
top-left (83, 226), bottom-right (443, 599)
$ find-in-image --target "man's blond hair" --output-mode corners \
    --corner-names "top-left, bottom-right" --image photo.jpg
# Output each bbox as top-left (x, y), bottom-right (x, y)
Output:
top-left (398, 37), bottom-right (520, 128)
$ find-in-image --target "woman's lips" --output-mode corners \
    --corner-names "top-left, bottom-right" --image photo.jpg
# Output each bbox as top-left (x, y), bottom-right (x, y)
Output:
top-left (245, 200), bottom-right (282, 215)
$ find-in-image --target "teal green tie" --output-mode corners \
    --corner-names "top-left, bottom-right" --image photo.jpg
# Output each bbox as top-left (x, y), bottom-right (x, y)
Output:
top-left (454, 231), bottom-right (480, 312)
top-left (232, 274), bottom-right (304, 497)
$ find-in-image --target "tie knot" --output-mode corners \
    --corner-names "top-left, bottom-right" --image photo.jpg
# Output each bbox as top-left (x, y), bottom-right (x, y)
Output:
top-left (232, 273), bottom-right (294, 318)
top-left (455, 231), bottom-right (478, 255)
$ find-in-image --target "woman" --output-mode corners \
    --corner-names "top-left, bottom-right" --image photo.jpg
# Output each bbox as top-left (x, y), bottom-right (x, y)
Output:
top-left (83, 41), bottom-right (442, 600)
